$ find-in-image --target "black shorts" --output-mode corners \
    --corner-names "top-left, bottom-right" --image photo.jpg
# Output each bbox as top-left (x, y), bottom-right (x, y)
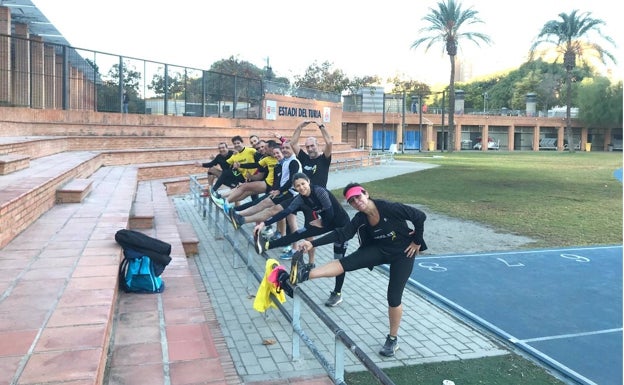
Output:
top-left (270, 191), bottom-right (295, 206)
top-left (278, 196), bottom-right (314, 222)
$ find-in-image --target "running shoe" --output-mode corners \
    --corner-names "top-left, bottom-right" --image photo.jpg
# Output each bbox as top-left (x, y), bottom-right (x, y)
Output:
top-left (254, 231), bottom-right (269, 254)
top-left (230, 211), bottom-right (245, 230)
top-left (223, 201), bottom-right (233, 215)
top-left (289, 251), bottom-right (311, 285)
top-left (324, 291), bottom-right (342, 307)
top-left (210, 187), bottom-right (221, 199)
top-left (276, 269), bottom-right (293, 298)
top-left (211, 193), bottom-right (225, 208)
top-left (281, 245), bottom-right (292, 253)
top-left (261, 225), bottom-right (275, 240)
top-left (279, 249), bottom-right (296, 260)
top-left (379, 335), bottom-right (399, 357)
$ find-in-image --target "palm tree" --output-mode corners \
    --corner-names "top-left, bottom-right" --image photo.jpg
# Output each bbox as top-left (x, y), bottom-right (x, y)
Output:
top-left (411, 0), bottom-right (490, 152)
top-left (530, 10), bottom-right (615, 153)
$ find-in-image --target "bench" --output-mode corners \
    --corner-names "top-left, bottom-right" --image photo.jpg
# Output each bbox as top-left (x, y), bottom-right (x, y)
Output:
top-left (539, 138), bottom-right (558, 150)
top-left (0, 154), bottom-right (30, 175)
top-left (177, 221), bottom-right (199, 256)
top-left (369, 145), bottom-right (399, 163)
top-left (56, 178), bottom-right (93, 203)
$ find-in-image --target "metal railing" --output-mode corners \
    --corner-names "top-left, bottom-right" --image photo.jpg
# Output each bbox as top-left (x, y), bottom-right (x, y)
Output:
top-left (188, 175), bottom-right (395, 385)
top-left (0, 33), bottom-right (262, 118)
top-left (0, 34), bottom-right (343, 115)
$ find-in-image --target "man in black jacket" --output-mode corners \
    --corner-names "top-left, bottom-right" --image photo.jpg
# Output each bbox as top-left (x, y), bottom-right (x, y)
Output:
top-left (194, 142), bottom-right (233, 196)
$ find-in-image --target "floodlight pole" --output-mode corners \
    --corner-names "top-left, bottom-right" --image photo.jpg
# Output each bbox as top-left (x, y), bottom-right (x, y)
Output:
top-left (382, 93), bottom-right (386, 151)
top-left (441, 90), bottom-right (446, 152)
top-left (418, 95), bottom-right (423, 152)
top-left (401, 91), bottom-right (406, 154)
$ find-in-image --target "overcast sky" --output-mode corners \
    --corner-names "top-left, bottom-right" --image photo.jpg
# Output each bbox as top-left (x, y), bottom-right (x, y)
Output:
top-left (33, 0), bottom-right (622, 86)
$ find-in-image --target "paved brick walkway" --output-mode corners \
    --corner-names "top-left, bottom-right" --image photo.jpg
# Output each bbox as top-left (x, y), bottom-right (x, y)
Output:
top-left (173, 161), bottom-right (507, 384)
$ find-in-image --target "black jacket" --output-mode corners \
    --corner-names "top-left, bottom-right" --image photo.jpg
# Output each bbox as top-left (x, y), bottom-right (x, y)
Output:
top-left (311, 199), bottom-right (427, 252)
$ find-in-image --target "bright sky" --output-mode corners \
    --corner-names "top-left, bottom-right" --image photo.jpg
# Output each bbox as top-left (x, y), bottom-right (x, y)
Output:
top-left (33, 0), bottom-right (622, 86)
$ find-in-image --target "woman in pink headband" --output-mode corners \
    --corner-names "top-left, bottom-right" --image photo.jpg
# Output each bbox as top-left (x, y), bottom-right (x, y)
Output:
top-left (290, 182), bottom-right (428, 358)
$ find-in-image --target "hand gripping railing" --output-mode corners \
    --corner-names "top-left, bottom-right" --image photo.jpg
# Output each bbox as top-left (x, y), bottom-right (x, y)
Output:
top-left (188, 175), bottom-right (396, 385)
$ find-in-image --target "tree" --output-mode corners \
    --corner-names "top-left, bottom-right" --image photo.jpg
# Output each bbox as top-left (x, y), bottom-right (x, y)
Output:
top-left (293, 61), bottom-right (350, 94)
top-left (411, 0), bottom-right (490, 152)
top-left (96, 62), bottom-right (142, 113)
top-left (344, 75), bottom-right (381, 96)
top-left (209, 56), bottom-right (263, 79)
top-left (529, 9), bottom-right (616, 152)
top-left (577, 77), bottom-right (623, 128)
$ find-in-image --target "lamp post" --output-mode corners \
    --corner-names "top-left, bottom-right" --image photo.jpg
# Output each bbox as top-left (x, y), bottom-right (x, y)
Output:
top-left (441, 89), bottom-right (445, 152)
top-left (418, 95), bottom-right (423, 152)
top-left (401, 91), bottom-right (406, 153)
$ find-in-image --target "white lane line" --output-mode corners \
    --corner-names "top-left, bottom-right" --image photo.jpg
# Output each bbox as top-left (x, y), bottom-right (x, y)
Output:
top-left (519, 328), bottom-right (623, 343)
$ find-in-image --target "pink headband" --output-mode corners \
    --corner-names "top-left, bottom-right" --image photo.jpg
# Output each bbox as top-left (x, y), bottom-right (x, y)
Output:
top-left (344, 186), bottom-right (365, 201)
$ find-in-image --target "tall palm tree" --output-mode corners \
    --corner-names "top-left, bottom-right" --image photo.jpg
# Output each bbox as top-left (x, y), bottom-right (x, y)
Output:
top-left (530, 10), bottom-right (615, 153)
top-left (411, 0), bottom-right (490, 152)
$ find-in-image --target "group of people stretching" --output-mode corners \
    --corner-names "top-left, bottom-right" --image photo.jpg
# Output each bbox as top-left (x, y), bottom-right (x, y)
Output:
top-left (195, 121), bottom-right (428, 358)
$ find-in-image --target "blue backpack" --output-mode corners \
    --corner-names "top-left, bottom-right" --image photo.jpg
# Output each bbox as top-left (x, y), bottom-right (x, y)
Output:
top-left (119, 248), bottom-right (165, 293)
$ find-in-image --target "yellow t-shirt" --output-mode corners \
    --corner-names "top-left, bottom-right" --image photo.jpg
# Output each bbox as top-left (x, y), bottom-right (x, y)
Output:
top-left (227, 147), bottom-right (257, 179)
top-left (259, 156), bottom-right (279, 186)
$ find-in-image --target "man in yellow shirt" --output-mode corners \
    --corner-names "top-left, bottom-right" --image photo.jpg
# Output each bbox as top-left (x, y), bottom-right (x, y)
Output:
top-left (222, 140), bottom-right (279, 208)
top-left (210, 135), bottom-right (256, 200)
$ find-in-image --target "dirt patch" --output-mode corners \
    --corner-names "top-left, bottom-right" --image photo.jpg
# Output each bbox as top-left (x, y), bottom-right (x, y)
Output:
top-left (344, 203), bottom-right (535, 255)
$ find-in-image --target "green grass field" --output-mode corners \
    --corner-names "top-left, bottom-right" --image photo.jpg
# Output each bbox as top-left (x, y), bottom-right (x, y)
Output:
top-left (342, 151), bottom-right (622, 385)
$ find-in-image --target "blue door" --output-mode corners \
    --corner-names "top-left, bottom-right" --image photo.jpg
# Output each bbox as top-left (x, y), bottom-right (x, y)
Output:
top-left (373, 129), bottom-right (396, 150)
top-left (404, 130), bottom-right (421, 150)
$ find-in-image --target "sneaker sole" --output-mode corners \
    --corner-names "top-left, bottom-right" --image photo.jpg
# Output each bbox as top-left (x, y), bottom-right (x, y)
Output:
top-left (379, 345), bottom-right (399, 357)
top-left (230, 211), bottom-right (240, 230)
top-left (325, 298), bottom-right (342, 307)
top-left (211, 195), bottom-right (224, 207)
top-left (254, 232), bottom-right (262, 254)
top-left (289, 251), bottom-right (304, 285)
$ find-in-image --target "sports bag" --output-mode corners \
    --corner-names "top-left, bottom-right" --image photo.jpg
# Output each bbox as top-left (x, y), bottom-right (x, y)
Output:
top-left (115, 229), bottom-right (172, 276)
top-left (119, 248), bottom-right (165, 293)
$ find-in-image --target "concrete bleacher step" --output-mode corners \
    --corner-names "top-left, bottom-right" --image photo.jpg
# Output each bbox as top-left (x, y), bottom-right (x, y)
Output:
top-left (129, 180), bottom-right (156, 229)
top-left (0, 153), bottom-right (30, 175)
top-left (0, 151), bottom-right (101, 248)
top-left (177, 221), bottom-right (199, 256)
top-left (56, 178), bottom-right (93, 203)
top-left (0, 165), bottom-right (138, 384)
top-left (105, 179), bottom-right (233, 384)
top-left (129, 202), bottom-right (155, 229)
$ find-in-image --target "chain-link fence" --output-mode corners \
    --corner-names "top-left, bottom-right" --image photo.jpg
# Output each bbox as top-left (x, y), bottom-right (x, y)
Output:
top-left (0, 33), bottom-right (264, 118)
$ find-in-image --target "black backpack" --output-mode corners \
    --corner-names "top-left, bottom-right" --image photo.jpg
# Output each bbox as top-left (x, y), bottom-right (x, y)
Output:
top-left (115, 229), bottom-right (172, 292)
top-left (115, 229), bottom-right (172, 276)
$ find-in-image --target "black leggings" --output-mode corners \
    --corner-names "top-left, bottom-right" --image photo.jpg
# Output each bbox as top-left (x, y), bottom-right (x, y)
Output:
top-left (269, 227), bottom-right (348, 293)
top-left (269, 224), bottom-right (333, 250)
top-left (340, 246), bottom-right (414, 308)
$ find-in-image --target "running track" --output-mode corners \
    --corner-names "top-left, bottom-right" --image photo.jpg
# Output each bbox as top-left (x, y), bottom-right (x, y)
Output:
top-left (407, 245), bottom-right (622, 385)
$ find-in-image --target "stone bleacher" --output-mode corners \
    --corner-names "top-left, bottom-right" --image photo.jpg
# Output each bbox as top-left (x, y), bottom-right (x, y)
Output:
top-left (0, 115), bottom-right (373, 384)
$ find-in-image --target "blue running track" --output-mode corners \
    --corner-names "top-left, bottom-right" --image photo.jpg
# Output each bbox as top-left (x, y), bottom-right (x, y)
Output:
top-left (407, 245), bottom-right (622, 385)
